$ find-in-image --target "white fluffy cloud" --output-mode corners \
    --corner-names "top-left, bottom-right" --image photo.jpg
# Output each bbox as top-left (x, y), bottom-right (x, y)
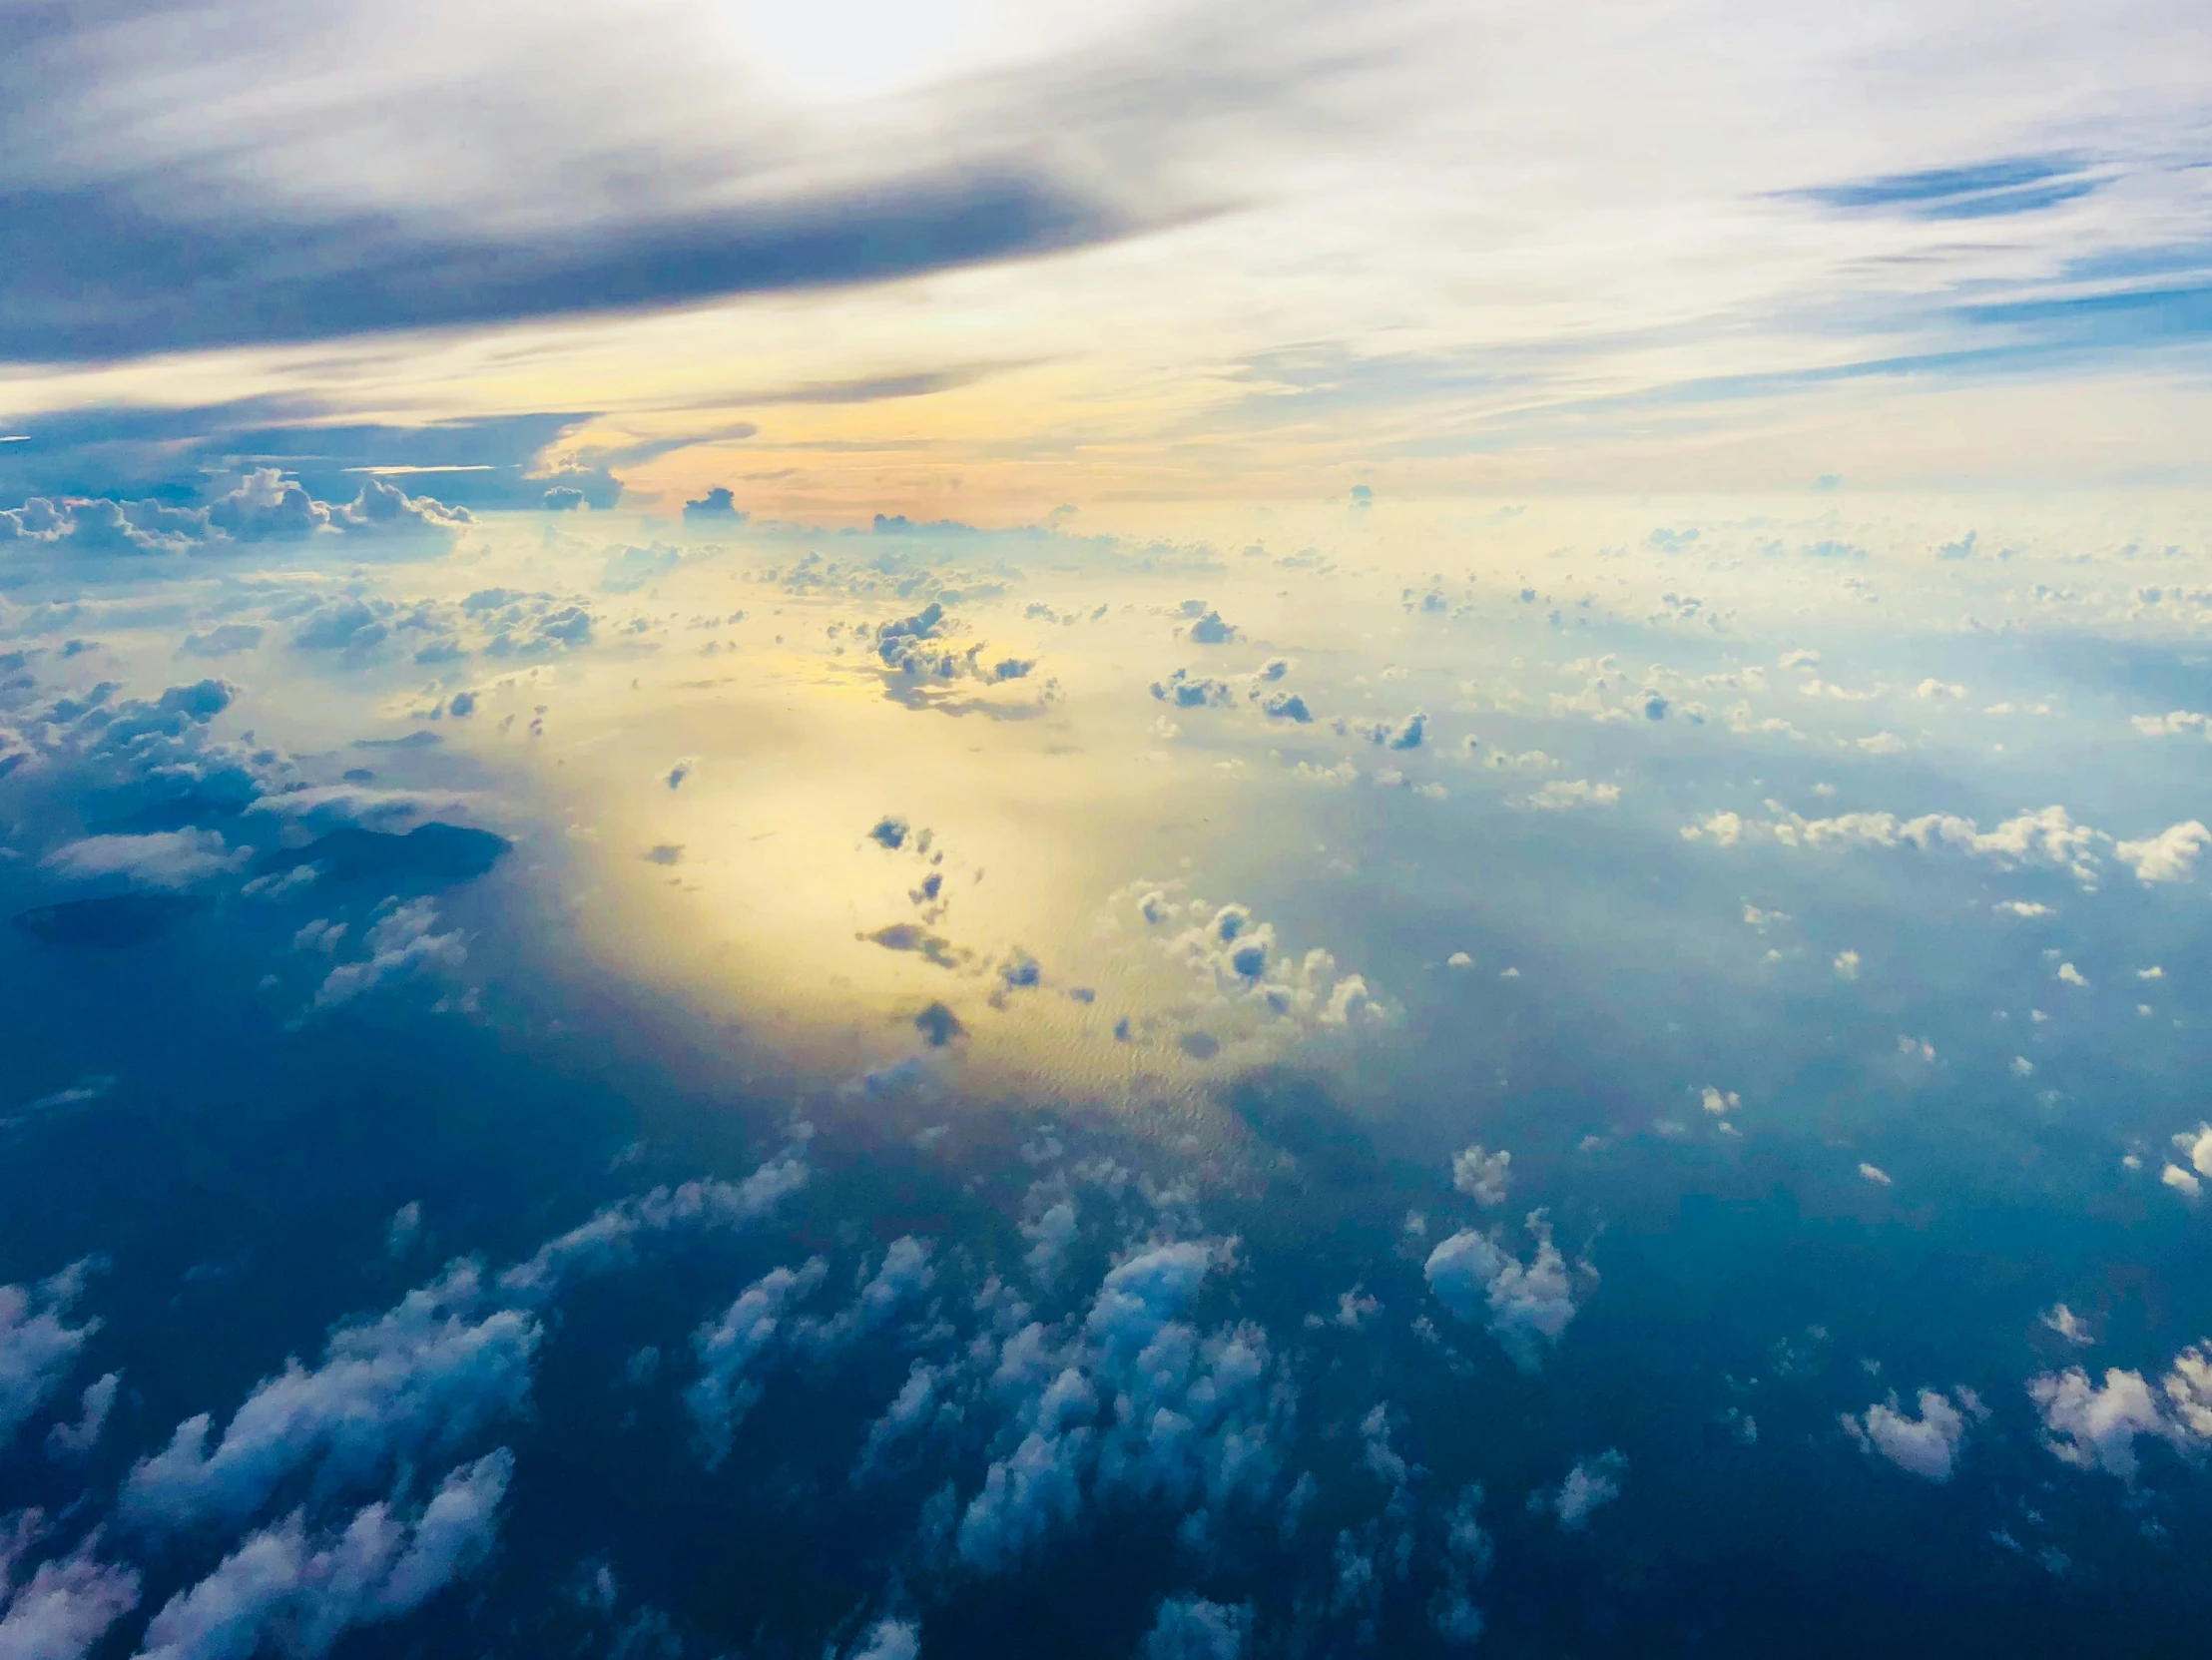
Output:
top-left (123, 1264), bottom-right (537, 1530)
top-left (311, 898), bottom-right (467, 1009)
top-left (0, 1525), bottom-right (140, 1660)
top-left (0, 1262), bottom-right (102, 1447)
top-left (136, 1450), bottom-right (511, 1660)
top-left (2114, 822), bottom-right (2212, 884)
top-left (951, 1240), bottom-right (1288, 1572)
top-left (497, 1151), bottom-right (809, 1303)
top-left (1531, 1451), bottom-right (1625, 1530)
top-left (2028, 1342), bottom-right (2212, 1479)
top-left (1449, 1146), bottom-right (1510, 1208)
top-left (1424, 1212), bottom-right (1589, 1373)
top-left (1842, 1389), bottom-right (1972, 1481)
top-left (685, 1259), bottom-right (828, 1467)
top-left (40, 830), bottom-right (246, 889)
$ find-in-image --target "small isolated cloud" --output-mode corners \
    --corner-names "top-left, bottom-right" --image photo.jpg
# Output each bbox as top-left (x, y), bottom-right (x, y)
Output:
top-left (2042, 1304), bottom-right (2093, 1347)
top-left (683, 486), bottom-right (747, 522)
top-left (1424, 1211), bottom-right (1589, 1372)
top-left (1834, 949), bottom-right (1862, 980)
top-left (47, 1369), bottom-right (121, 1457)
top-left (666, 757), bottom-right (697, 790)
top-left (1450, 1145), bottom-right (1510, 1207)
top-left (1842, 1388), bottom-right (1971, 1480)
top-left (1519, 780), bottom-right (1619, 812)
top-left (2115, 821), bottom-right (2212, 884)
top-left (1531, 1450), bottom-right (1624, 1529)
top-left (1858, 1162), bottom-right (1893, 1187)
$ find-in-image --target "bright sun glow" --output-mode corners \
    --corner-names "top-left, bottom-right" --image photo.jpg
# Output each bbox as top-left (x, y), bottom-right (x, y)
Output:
top-left (725, 0), bottom-right (986, 99)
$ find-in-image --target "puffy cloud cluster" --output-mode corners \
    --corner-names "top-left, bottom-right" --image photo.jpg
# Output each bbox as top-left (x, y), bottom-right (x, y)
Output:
top-left (497, 1150), bottom-right (810, 1303)
top-left (2028, 1341), bottom-right (2212, 1480)
top-left (309, 898), bottom-right (467, 1010)
top-left (1684, 800), bottom-right (2212, 888)
top-left (136, 1450), bottom-right (511, 1660)
top-left (0, 1521), bottom-right (140, 1660)
top-left (686, 1260), bottom-right (830, 1467)
top-left (0, 1260), bottom-right (102, 1446)
top-left (948, 1241), bottom-right (1291, 1571)
top-left (123, 1263), bottom-right (537, 1530)
top-left (1, 473), bottom-right (470, 559)
top-left (1842, 1388), bottom-right (1978, 1481)
top-left (1120, 884), bottom-right (1392, 1041)
top-left (1423, 1212), bottom-right (1590, 1372)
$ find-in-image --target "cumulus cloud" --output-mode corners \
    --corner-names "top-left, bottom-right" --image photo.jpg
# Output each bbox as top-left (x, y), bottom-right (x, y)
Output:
top-left (1119, 884), bottom-right (1391, 1041)
top-left (952, 1240), bottom-right (1287, 1572)
top-left (1424, 1212), bottom-right (1589, 1372)
top-left (686, 1260), bottom-right (829, 1467)
top-left (136, 1449), bottom-right (511, 1660)
top-left (1449, 1146), bottom-right (1510, 1207)
top-left (1700, 803), bottom-right (2114, 883)
top-left (1842, 1389), bottom-right (1972, 1480)
top-left (1519, 780), bottom-right (1619, 812)
top-left (1139, 1595), bottom-right (1250, 1660)
top-left (2028, 1344), bottom-right (2212, 1480)
top-left (310, 898), bottom-right (466, 1009)
top-left (40, 830), bottom-right (246, 889)
top-left (0, 1525), bottom-right (140, 1660)
top-left (2114, 822), bottom-right (2212, 884)
top-left (0, 1261), bottom-right (102, 1447)
top-left (840, 1617), bottom-right (920, 1660)
top-left (123, 1263), bottom-right (536, 1530)
top-left (1531, 1450), bottom-right (1624, 1529)
top-left (497, 1151), bottom-right (809, 1303)
top-left (46, 1371), bottom-right (121, 1458)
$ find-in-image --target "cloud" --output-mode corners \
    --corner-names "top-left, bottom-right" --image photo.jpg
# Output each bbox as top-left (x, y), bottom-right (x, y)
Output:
top-left (1531, 1450), bottom-right (1625, 1530)
top-left (1842, 1389), bottom-right (1971, 1480)
top-left (0, 1528), bottom-right (140, 1660)
top-left (686, 1260), bottom-right (829, 1467)
top-left (953, 1239), bottom-right (1288, 1571)
top-left (46, 1371), bottom-right (121, 1458)
top-left (136, 1449), bottom-right (511, 1660)
top-left (1423, 1212), bottom-right (1589, 1372)
top-left (310, 898), bottom-right (467, 1009)
top-left (496, 1150), bottom-right (809, 1304)
top-left (2028, 1345), bottom-right (2211, 1480)
top-left (0, 1261), bottom-right (102, 1446)
top-left (683, 487), bottom-right (747, 523)
top-left (2114, 821), bottom-right (2211, 884)
top-left (1519, 780), bottom-right (1619, 811)
top-left (1121, 884), bottom-right (1392, 1040)
top-left (841, 1618), bottom-right (921, 1660)
top-left (40, 830), bottom-right (246, 890)
top-left (0, 169), bottom-right (1133, 359)
top-left (1139, 1595), bottom-right (1250, 1660)
top-left (122, 1263), bottom-right (536, 1530)
top-left (794, 1237), bottom-right (936, 1358)
top-left (1449, 1145), bottom-right (1510, 1208)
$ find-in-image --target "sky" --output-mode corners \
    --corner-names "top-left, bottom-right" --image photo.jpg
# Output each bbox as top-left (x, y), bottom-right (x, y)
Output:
top-left (3, 0), bottom-right (2212, 517)
top-left (3, 6), bottom-right (2212, 1660)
